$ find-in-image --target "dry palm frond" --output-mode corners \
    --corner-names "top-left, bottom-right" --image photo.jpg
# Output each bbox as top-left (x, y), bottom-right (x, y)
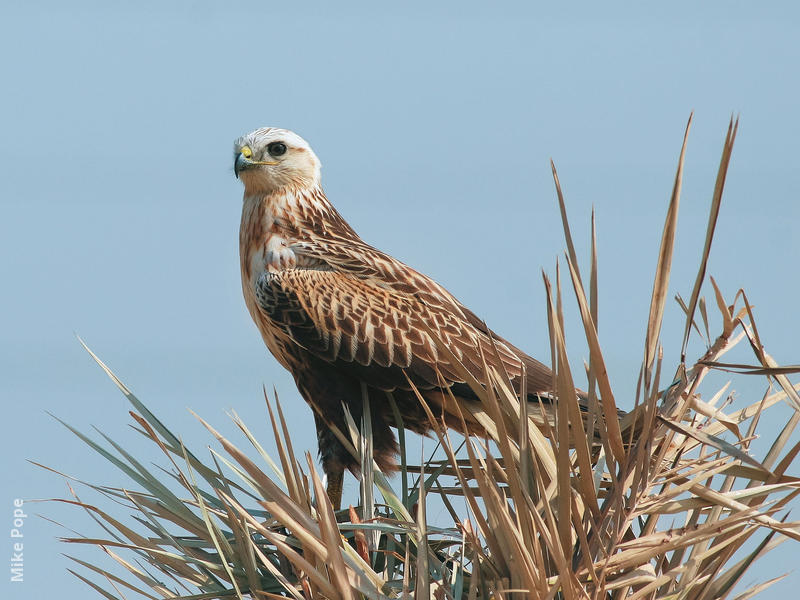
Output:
top-left (44, 116), bottom-right (800, 599)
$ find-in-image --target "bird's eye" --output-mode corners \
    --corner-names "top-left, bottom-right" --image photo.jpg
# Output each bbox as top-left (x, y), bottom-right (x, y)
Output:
top-left (267, 142), bottom-right (287, 157)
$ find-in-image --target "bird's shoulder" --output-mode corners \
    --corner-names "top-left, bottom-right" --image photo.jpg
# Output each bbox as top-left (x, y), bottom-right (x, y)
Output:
top-left (248, 186), bottom-right (471, 321)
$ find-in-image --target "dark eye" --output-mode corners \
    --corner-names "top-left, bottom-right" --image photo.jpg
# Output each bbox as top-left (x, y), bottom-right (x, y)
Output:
top-left (267, 142), bottom-right (287, 157)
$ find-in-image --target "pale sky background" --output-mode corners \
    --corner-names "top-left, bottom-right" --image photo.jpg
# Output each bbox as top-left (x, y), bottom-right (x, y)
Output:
top-left (2, 2), bottom-right (800, 599)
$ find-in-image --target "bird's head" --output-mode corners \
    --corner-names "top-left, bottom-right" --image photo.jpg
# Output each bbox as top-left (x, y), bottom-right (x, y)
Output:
top-left (233, 127), bottom-right (321, 195)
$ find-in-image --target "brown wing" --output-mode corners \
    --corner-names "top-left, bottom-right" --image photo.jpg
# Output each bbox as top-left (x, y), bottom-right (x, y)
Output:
top-left (276, 194), bottom-right (554, 393)
top-left (255, 268), bottom-right (552, 395)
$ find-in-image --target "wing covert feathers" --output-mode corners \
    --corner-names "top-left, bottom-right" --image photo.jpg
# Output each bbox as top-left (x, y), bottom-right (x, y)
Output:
top-left (255, 268), bottom-right (553, 396)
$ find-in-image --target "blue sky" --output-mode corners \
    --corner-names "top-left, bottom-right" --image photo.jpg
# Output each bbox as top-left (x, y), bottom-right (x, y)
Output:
top-left (2, 2), bottom-right (799, 598)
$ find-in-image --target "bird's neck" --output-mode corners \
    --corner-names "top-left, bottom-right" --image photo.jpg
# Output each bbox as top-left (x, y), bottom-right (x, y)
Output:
top-left (242, 184), bottom-right (361, 243)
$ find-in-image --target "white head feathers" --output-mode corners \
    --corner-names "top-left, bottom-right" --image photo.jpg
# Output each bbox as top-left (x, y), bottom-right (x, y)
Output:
top-left (234, 127), bottom-right (322, 195)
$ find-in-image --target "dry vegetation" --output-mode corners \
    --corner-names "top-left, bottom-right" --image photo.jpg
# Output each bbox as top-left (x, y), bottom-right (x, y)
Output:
top-left (42, 116), bottom-right (800, 599)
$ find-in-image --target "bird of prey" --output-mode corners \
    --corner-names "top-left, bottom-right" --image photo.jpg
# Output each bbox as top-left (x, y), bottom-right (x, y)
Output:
top-left (234, 127), bottom-right (583, 509)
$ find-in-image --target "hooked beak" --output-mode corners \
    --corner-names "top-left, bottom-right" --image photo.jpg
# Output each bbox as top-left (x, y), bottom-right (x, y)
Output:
top-left (234, 152), bottom-right (248, 179)
top-left (234, 145), bottom-right (278, 179)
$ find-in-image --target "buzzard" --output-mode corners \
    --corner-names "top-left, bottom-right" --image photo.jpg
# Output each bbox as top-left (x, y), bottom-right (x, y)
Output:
top-left (235, 127), bottom-right (589, 508)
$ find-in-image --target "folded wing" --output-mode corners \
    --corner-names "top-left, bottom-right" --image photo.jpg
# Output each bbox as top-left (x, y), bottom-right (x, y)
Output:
top-left (255, 268), bottom-right (553, 396)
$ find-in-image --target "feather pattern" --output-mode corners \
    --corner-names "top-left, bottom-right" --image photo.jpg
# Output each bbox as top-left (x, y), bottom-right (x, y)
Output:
top-left (234, 127), bottom-right (602, 506)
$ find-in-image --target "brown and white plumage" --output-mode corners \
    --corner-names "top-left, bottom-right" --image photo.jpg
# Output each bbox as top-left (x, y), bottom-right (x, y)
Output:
top-left (234, 127), bottom-right (572, 507)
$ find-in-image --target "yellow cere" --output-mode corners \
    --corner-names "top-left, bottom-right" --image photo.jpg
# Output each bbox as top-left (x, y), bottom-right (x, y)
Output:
top-left (240, 146), bottom-right (253, 159)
